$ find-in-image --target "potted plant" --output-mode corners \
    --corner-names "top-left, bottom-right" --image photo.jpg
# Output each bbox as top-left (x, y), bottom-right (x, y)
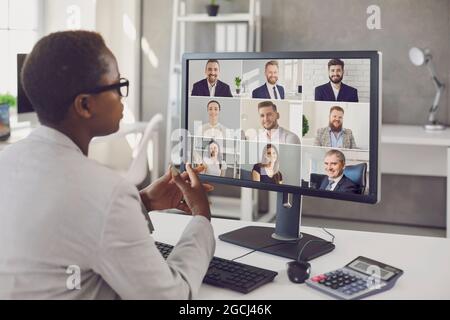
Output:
top-left (0, 93), bottom-right (16, 141)
top-left (234, 76), bottom-right (242, 94)
top-left (206, 0), bottom-right (220, 16)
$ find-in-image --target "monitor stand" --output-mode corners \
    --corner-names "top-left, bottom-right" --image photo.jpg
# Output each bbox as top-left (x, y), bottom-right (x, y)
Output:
top-left (219, 192), bottom-right (335, 261)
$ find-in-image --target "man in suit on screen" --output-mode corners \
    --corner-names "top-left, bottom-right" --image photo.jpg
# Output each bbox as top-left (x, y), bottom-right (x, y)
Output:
top-left (191, 59), bottom-right (233, 98)
top-left (314, 59), bottom-right (358, 102)
top-left (252, 60), bottom-right (285, 100)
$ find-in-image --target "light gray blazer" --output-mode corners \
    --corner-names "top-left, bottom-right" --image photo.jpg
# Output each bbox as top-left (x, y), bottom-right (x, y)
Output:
top-left (314, 127), bottom-right (357, 149)
top-left (0, 126), bottom-right (215, 299)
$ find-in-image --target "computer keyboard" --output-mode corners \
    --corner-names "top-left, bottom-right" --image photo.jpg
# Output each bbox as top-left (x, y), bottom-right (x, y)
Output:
top-left (155, 241), bottom-right (278, 294)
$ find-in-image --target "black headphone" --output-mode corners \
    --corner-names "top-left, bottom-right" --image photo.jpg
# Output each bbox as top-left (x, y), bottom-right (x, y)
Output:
top-left (287, 229), bottom-right (335, 284)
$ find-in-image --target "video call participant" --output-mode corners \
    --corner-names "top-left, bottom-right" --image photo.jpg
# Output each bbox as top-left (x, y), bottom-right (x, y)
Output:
top-left (191, 59), bottom-right (233, 97)
top-left (200, 140), bottom-right (227, 177)
top-left (256, 101), bottom-right (300, 145)
top-left (252, 144), bottom-right (283, 184)
top-left (252, 60), bottom-right (285, 100)
top-left (195, 100), bottom-right (228, 140)
top-left (314, 106), bottom-right (357, 149)
top-left (314, 59), bottom-right (359, 102)
top-left (319, 149), bottom-right (358, 193)
top-left (0, 30), bottom-right (215, 299)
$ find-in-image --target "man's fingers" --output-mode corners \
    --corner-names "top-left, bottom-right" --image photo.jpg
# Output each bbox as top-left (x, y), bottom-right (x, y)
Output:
top-left (202, 183), bottom-right (214, 192)
top-left (170, 165), bottom-right (188, 192)
top-left (176, 203), bottom-right (192, 214)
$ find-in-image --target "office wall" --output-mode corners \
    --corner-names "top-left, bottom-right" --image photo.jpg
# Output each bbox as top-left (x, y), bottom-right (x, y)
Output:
top-left (141, 0), bottom-right (173, 176)
top-left (96, 0), bottom-right (141, 122)
top-left (256, 0), bottom-right (450, 228)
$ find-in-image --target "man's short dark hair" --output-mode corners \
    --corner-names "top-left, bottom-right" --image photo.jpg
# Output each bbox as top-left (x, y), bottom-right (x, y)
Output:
top-left (206, 59), bottom-right (220, 68)
top-left (328, 59), bottom-right (345, 69)
top-left (258, 101), bottom-right (277, 112)
top-left (21, 30), bottom-right (112, 124)
top-left (207, 100), bottom-right (221, 111)
top-left (330, 106), bottom-right (344, 114)
top-left (325, 149), bottom-right (346, 165)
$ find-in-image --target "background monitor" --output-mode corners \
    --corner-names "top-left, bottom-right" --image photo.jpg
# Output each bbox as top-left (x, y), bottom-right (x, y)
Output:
top-left (16, 53), bottom-right (38, 127)
top-left (181, 51), bottom-right (381, 261)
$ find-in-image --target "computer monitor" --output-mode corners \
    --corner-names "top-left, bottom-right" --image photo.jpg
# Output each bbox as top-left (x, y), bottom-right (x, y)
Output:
top-left (16, 53), bottom-right (38, 126)
top-left (181, 51), bottom-right (381, 261)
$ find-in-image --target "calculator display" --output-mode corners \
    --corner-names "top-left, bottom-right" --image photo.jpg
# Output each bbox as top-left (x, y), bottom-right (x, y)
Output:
top-left (347, 257), bottom-right (397, 281)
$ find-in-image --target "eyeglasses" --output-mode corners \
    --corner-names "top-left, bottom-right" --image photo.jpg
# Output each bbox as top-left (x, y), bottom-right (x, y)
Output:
top-left (84, 77), bottom-right (129, 98)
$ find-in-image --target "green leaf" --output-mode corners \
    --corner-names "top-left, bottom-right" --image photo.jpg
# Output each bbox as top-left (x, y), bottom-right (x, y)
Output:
top-left (302, 114), bottom-right (309, 137)
top-left (0, 93), bottom-right (17, 108)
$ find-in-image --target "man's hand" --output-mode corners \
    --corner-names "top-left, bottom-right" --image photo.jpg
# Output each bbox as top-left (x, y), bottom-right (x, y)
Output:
top-left (170, 164), bottom-right (212, 220)
top-left (139, 164), bottom-right (212, 213)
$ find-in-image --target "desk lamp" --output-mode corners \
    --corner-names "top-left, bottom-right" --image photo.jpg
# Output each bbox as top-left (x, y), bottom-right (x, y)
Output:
top-left (409, 47), bottom-right (446, 131)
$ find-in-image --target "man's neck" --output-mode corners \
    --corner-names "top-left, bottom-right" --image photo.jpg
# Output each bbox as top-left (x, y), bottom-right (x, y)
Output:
top-left (209, 121), bottom-right (218, 127)
top-left (208, 80), bottom-right (217, 87)
top-left (45, 121), bottom-right (92, 156)
top-left (265, 124), bottom-right (279, 133)
top-left (331, 81), bottom-right (342, 90)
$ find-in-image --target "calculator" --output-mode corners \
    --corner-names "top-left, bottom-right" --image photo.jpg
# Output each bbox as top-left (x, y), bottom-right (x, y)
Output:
top-left (305, 256), bottom-right (403, 300)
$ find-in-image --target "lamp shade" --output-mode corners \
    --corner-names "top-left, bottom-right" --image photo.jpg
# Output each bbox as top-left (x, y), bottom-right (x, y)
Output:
top-left (409, 47), bottom-right (426, 66)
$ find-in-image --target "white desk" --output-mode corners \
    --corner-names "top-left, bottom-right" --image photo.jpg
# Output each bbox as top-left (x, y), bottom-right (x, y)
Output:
top-left (381, 124), bottom-right (450, 237)
top-left (150, 211), bottom-right (450, 299)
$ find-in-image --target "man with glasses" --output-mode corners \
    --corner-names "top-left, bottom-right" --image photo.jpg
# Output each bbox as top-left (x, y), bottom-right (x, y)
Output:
top-left (0, 31), bottom-right (214, 299)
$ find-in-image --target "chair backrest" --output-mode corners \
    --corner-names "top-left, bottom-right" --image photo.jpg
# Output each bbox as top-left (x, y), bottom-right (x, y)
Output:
top-left (310, 173), bottom-right (327, 190)
top-left (240, 169), bottom-right (253, 181)
top-left (125, 113), bottom-right (164, 186)
top-left (343, 163), bottom-right (367, 194)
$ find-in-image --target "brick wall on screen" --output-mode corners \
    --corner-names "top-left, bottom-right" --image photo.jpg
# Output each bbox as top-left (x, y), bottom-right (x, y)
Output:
top-left (302, 59), bottom-right (370, 102)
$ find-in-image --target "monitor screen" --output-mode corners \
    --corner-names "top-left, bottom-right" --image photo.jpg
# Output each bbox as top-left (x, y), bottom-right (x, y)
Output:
top-left (181, 52), bottom-right (380, 204)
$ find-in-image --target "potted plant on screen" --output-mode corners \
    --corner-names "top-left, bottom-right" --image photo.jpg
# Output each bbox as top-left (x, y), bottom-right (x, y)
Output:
top-left (0, 93), bottom-right (16, 141)
top-left (302, 115), bottom-right (309, 137)
top-left (206, 0), bottom-right (220, 16)
top-left (235, 76), bottom-right (242, 94)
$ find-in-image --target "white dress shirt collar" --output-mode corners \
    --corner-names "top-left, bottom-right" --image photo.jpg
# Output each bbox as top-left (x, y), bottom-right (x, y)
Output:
top-left (329, 173), bottom-right (344, 191)
top-left (30, 125), bottom-right (83, 155)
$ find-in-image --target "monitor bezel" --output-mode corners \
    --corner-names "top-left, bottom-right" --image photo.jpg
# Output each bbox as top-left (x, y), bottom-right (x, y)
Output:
top-left (181, 51), bottom-right (380, 204)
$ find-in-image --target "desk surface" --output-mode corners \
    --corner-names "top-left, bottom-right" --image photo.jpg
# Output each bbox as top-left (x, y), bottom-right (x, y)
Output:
top-left (150, 211), bottom-right (450, 299)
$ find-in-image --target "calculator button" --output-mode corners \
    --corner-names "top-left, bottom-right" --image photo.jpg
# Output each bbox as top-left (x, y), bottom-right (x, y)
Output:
top-left (325, 282), bottom-right (332, 286)
top-left (343, 290), bottom-right (353, 295)
top-left (311, 276), bottom-right (322, 282)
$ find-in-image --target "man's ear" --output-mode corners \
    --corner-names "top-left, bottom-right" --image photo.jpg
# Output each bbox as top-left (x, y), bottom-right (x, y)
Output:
top-left (276, 112), bottom-right (280, 120)
top-left (73, 94), bottom-right (93, 119)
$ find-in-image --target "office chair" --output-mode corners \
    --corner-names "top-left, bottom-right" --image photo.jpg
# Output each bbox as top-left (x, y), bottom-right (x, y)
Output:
top-left (125, 113), bottom-right (163, 187)
top-left (343, 163), bottom-right (367, 194)
top-left (240, 169), bottom-right (253, 181)
top-left (309, 163), bottom-right (367, 195)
